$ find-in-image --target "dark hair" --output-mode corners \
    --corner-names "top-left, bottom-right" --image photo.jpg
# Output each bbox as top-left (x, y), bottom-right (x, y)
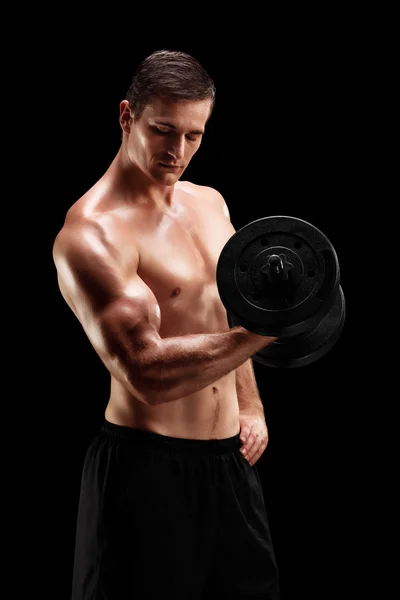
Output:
top-left (125, 49), bottom-right (216, 120)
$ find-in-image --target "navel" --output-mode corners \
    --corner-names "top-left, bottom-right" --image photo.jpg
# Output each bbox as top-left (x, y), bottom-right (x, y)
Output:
top-left (170, 287), bottom-right (181, 298)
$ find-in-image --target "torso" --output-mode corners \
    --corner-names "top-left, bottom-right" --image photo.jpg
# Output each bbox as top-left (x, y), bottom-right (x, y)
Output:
top-left (56, 179), bottom-right (240, 440)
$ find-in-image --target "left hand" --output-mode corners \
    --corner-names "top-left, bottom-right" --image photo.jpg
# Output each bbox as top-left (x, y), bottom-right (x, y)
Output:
top-left (239, 409), bottom-right (269, 467)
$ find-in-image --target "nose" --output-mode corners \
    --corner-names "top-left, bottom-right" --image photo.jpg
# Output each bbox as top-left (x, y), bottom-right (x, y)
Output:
top-left (167, 134), bottom-right (185, 160)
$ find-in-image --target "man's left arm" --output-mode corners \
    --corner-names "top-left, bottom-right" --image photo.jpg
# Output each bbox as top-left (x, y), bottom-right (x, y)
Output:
top-left (236, 358), bottom-right (269, 466)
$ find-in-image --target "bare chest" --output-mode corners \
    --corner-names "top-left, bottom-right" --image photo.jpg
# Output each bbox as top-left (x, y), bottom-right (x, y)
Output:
top-left (123, 215), bottom-right (231, 303)
top-left (140, 215), bottom-right (221, 297)
top-left (116, 207), bottom-right (234, 331)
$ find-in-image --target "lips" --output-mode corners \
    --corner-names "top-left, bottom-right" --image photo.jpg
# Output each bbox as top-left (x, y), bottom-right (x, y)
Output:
top-left (159, 162), bottom-right (181, 168)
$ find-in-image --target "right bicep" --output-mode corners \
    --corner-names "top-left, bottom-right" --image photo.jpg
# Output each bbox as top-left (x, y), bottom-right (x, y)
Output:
top-left (53, 223), bottom-right (161, 375)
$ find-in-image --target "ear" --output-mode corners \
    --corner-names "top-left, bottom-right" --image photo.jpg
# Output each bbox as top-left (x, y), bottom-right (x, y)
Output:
top-left (119, 100), bottom-right (133, 134)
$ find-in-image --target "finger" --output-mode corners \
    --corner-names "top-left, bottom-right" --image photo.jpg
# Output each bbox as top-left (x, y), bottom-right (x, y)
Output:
top-left (240, 430), bottom-right (256, 456)
top-left (246, 431), bottom-right (260, 453)
top-left (240, 426), bottom-right (251, 443)
top-left (246, 436), bottom-right (267, 464)
top-left (249, 441), bottom-right (268, 466)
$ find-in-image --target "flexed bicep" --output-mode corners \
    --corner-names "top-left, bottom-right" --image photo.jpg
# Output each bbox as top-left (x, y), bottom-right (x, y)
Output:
top-left (53, 220), bottom-right (162, 404)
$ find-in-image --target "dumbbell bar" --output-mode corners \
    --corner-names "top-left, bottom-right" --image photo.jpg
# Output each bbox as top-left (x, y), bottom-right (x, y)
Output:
top-left (217, 215), bottom-right (346, 368)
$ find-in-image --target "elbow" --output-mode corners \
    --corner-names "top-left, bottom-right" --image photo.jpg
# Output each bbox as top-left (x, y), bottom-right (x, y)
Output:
top-left (126, 356), bottom-right (173, 407)
top-left (140, 379), bottom-right (174, 407)
top-left (129, 372), bottom-right (174, 407)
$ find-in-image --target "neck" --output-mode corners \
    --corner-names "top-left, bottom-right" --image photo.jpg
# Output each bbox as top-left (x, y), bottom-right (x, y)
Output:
top-left (104, 146), bottom-right (176, 209)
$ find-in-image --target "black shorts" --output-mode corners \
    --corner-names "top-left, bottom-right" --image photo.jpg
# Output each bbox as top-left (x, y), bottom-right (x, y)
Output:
top-left (71, 420), bottom-right (280, 599)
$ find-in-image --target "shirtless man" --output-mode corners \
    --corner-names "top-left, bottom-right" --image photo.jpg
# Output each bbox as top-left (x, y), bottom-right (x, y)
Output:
top-left (53, 50), bottom-right (280, 599)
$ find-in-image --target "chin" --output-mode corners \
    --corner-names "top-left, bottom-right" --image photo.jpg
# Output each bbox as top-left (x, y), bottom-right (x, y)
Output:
top-left (151, 171), bottom-right (181, 186)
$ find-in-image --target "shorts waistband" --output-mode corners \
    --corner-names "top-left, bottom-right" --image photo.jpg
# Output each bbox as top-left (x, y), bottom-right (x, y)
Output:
top-left (100, 420), bottom-right (242, 455)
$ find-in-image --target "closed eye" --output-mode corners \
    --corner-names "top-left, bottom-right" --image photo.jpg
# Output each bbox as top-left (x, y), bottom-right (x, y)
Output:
top-left (153, 126), bottom-right (199, 143)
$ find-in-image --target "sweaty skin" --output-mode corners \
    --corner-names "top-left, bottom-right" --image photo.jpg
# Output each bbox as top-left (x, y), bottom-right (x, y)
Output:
top-left (53, 97), bottom-right (276, 440)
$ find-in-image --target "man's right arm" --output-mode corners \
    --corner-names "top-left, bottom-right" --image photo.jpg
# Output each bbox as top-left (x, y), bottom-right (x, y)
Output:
top-left (53, 221), bottom-right (277, 407)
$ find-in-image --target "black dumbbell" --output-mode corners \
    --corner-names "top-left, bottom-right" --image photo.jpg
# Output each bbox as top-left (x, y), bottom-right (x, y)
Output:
top-left (216, 215), bottom-right (346, 368)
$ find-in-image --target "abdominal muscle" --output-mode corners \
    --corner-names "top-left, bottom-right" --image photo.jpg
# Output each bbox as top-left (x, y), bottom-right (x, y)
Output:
top-left (105, 373), bottom-right (240, 440)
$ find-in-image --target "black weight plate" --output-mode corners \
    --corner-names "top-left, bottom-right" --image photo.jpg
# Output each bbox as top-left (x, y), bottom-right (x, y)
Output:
top-left (217, 216), bottom-right (340, 337)
top-left (251, 285), bottom-right (346, 368)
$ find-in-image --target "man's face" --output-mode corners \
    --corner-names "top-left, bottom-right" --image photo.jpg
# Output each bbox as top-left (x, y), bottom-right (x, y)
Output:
top-left (122, 97), bottom-right (211, 185)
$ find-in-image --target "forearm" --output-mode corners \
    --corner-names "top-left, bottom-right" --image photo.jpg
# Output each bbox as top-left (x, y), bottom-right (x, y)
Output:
top-left (142, 327), bottom-right (276, 406)
top-left (235, 358), bottom-right (265, 414)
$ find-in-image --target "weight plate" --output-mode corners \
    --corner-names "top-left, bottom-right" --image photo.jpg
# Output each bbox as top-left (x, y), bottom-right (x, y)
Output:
top-left (217, 216), bottom-right (341, 336)
top-left (250, 285), bottom-right (346, 368)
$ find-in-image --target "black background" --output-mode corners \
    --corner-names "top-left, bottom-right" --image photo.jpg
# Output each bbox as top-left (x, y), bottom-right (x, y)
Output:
top-left (25, 22), bottom-right (362, 600)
